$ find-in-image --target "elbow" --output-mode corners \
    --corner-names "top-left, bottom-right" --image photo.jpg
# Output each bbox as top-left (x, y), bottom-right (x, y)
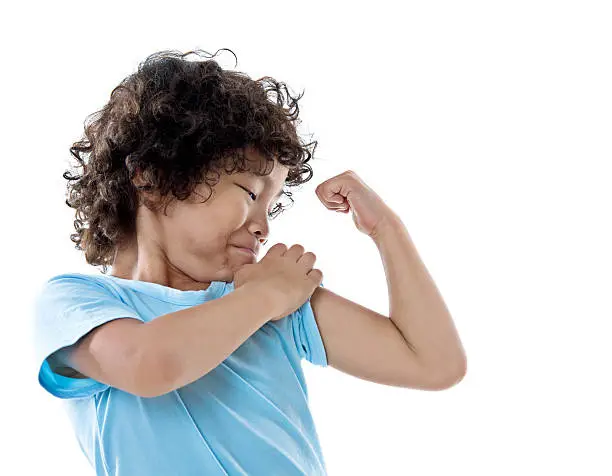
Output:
top-left (428, 359), bottom-right (467, 391)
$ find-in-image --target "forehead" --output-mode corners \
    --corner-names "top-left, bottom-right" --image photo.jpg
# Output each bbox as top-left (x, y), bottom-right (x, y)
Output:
top-left (242, 147), bottom-right (287, 174)
top-left (239, 147), bottom-right (289, 181)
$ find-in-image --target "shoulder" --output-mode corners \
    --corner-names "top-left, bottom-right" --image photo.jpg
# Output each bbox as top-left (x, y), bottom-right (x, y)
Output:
top-left (37, 272), bottom-right (118, 296)
top-left (44, 272), bottom-right (105, 285)
top-left (33, 272), bottom-right (128, 319)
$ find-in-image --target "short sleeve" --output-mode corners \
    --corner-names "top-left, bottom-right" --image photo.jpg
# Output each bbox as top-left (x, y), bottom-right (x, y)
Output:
top-left (290, 281), bottom-right (328, 367)
top-left (32, 273), bottom-right (144, 399)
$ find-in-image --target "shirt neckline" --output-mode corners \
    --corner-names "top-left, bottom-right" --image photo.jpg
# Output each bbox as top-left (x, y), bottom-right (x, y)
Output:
top-left (100, 274), bottom-right (231, 305)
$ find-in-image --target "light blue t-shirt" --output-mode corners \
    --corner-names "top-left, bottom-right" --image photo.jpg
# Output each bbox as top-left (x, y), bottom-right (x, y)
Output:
top-left (32, 272), bottom-right (329, 476)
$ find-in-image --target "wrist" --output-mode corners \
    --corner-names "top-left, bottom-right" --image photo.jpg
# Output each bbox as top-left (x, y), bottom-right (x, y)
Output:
top-left (370, 212), bottom-right (404, 242)
top-left (238, 282), bottom-right (282, 322)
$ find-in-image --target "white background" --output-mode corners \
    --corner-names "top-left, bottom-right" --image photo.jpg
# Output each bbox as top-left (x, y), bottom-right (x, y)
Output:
top-left (2, 1), bottom-right (611, 474)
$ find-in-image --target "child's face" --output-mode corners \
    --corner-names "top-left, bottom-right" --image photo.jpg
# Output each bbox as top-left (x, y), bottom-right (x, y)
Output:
top-left (127, 147), bottom-right (288, 286)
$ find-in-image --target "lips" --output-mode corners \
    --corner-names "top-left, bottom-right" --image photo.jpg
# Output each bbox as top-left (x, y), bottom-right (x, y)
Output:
top-left (233, 246), bottom-right (257, 258)
top-left (234, 243), bottom-right (258, 255)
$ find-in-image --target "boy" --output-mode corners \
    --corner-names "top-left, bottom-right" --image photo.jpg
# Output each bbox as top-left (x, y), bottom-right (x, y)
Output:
top-left (33, 49), bottom-right (466, 475)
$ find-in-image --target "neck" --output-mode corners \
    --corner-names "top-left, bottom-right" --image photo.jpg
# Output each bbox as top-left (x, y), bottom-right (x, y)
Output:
top-left (109, 238), bottom-right (213, 292)
top-left (109, 240), bottom-right (139, 280)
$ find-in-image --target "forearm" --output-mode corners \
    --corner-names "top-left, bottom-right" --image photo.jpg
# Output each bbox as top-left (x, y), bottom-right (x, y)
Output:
top-left (372, 213), bottom-right (467, 377)
top-left (140, 283), bottom-right (276, 396)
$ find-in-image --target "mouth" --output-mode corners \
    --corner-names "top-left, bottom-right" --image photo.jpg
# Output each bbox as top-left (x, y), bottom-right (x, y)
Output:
top-left (233, 246), bottom-right (256, 258)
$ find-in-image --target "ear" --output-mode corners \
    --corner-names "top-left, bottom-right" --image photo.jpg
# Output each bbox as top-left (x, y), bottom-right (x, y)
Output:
top-left (130, 167), bottom-right (148, 189)
top-left (129, 167), bottom-right (164, 209)
top-left (131, 168), bottom-right (159, 197)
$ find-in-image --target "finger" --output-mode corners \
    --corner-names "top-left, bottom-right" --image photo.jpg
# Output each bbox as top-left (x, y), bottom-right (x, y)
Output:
top-left (283, 244), bottom-right (306, 261)
top-left (265, 242), bottom-right (287, 257)
top-left (297, 251), bottom-right (316, 269)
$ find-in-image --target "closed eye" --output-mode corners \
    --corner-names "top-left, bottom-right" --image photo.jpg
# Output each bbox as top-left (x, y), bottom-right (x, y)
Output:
top-left (238, 184), bottom-right (284, 219)
top-left (238, 185), bottom-right (257, 201)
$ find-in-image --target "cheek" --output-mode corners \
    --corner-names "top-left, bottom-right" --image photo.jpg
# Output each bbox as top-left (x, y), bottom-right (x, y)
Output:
top-left (180, 225), bottom-right (215, 251)
top-left (165, 204), bottom-right (237, 254)
top-left (176, 220), bottom-right (233, 256)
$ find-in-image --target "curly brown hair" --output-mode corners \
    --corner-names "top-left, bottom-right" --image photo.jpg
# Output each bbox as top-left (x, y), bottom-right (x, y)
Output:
top-left (63, 48), bottom-right (319, 274)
